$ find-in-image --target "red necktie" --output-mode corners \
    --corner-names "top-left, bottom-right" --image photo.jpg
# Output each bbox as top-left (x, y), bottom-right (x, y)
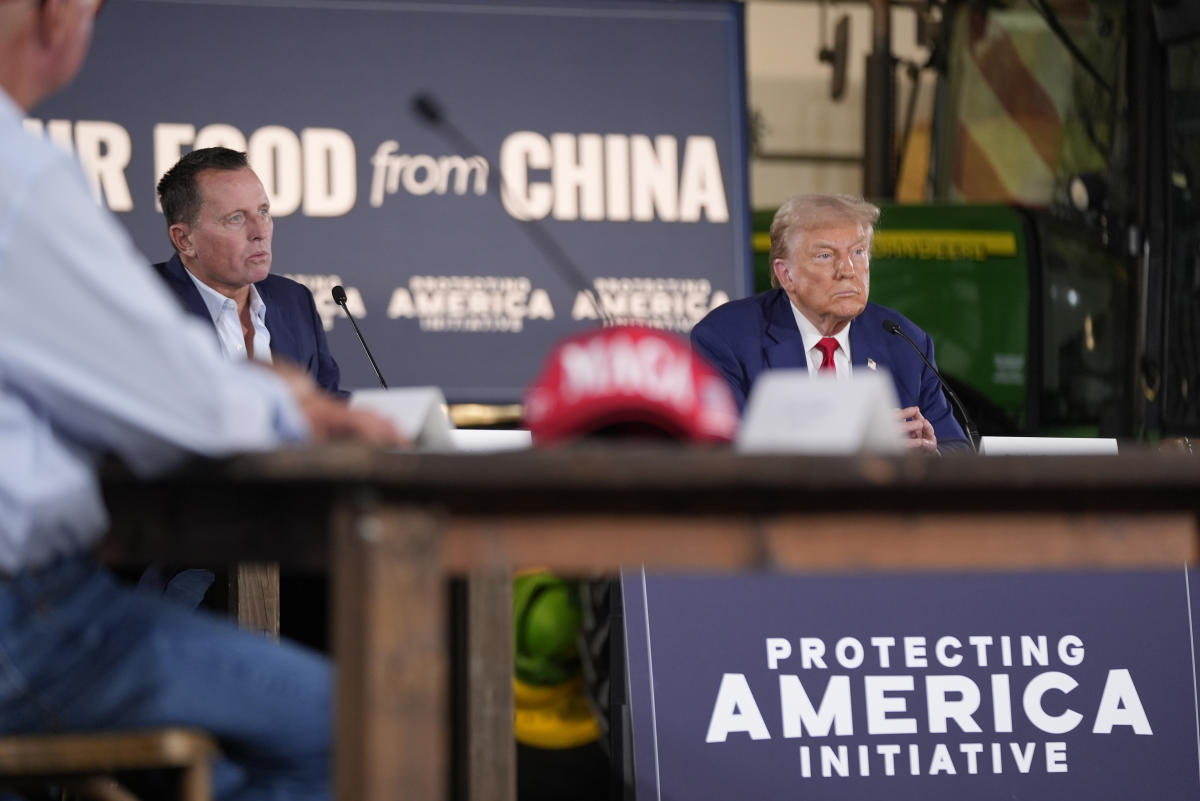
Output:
top-left (815, 337), bottom-right (839, 374)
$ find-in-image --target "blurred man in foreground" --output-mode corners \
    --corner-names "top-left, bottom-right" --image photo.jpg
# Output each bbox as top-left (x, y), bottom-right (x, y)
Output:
top-left (691, 193), bottom-right (970, 453)
top-left (0, 1), bottom-right (401, 798)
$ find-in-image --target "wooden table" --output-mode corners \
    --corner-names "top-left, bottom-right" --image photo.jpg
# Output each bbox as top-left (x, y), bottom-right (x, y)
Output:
top-left (101, 446), bottom-right (1200, 801)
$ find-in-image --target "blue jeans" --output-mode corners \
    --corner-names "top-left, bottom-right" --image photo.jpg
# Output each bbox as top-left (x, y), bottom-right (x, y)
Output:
top-left (137, 564), bottom-right (217, 608)
top-left (0, 559), bottom-right (331, 801)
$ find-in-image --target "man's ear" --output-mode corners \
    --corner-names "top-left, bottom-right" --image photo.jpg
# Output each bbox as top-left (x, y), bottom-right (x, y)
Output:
top-left (772, 258), bottom-right (791, 289)
top-left (169, 223), bottom-right (194, 257)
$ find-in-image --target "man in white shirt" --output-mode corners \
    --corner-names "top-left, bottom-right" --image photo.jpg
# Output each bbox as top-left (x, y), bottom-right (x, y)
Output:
top-left (0, 2), bottom-right (401, 798)
top-left (146, 148), bottom-right (351, 607)
top-left (691, 193), bottom-right (971, 453)
top-left (153, 147), bottom-right (346, 396)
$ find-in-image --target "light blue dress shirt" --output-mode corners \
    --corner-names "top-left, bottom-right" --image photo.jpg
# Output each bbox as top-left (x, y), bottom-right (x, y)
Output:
top-left (0, 88), bottom-right (308, 575)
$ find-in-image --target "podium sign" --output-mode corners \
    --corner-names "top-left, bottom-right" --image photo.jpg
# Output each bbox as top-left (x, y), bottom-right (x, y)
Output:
top-left (623, 570), bottom-right (1200, 800)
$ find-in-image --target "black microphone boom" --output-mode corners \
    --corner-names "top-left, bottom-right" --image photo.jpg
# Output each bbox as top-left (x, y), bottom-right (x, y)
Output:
top-left (410, 92), bottom-right (611, 326)
top-left (332, 284), bottom-right (388, 389)
top-left (881, 319), bottom-right (979, 453)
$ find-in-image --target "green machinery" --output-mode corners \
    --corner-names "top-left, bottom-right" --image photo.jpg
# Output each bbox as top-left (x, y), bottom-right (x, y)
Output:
top-left (753, 0), bottom-right (1198, 441)
top-left (752, 202), bottom-right (1132, 437)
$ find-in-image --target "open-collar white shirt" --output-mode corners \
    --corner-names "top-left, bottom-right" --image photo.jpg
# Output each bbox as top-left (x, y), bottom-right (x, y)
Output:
top-left (184, 268), bottom-right (273, 365)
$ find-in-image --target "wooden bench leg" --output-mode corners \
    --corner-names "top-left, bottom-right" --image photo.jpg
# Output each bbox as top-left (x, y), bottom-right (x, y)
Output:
top-left (467, 571), bottom-right (514, 801)
top-left (227, 562), bottom-right (280, 636)
top-left (179, 757), bottom-right (212, 801)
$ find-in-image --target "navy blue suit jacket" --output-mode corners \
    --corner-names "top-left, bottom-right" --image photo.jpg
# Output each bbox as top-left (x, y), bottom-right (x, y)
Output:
top-left (153, 254), bottom-right (345, 396)
top-left (691, 289), bottom-right (969, 449)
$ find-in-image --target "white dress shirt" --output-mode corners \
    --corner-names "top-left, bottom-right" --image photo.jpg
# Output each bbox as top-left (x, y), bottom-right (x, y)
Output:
top-left (0, 87), bottom-right (307, 575)
top-left (185, 269), bottom-right (274, 365)
top-left (788, 300), bottom-right (852, 379)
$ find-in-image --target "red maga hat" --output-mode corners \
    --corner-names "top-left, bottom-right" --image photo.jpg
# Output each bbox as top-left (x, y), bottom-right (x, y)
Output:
top-left (523, 325), bottom-right (739, 445)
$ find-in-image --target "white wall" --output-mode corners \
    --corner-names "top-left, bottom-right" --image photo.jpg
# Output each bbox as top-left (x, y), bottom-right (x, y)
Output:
top-left (745, 1), bottom-right (936, 208)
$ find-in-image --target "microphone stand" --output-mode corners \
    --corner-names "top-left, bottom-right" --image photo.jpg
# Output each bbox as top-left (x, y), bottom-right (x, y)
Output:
top-left (882, 319), bottom-right (979, 453)
top-left (411, 93), bottom-right (611, 327)
top-left (333, 285), bottom-right (388, 389)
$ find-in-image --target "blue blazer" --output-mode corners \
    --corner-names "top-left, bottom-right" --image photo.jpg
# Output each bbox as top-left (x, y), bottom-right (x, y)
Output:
top-left (691, 289), bottom-right (968, 449)
top-left (153, 254), bottom-right (345, 397)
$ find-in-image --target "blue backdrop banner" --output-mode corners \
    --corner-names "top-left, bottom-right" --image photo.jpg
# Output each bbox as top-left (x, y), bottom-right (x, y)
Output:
top-left (35, 0), bottom-right (750, 401)
top-left (622, 569), bottom-right (1200, 801)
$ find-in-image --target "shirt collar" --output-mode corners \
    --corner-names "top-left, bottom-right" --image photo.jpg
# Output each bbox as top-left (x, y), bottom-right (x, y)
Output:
top-left (0, 87), bottom-right (25, 130)
top-left (246, 282), bottom-right (267, 326)
top-left (184, 268), bottom-right (267, 325)
top-left (788, 300), bottom-right (851, 357)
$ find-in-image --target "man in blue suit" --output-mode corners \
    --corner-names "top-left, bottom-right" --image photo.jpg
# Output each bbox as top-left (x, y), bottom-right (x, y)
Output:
top-left (154, 147), bottom-right (344, 396)
top-left (148, 148), bottom-right (348, 607)
top-left (691, 193), bottom-right (970, 453)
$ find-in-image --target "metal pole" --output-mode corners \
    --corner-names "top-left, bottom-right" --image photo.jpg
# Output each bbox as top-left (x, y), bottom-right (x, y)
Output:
top-left (863, 0), bottom-right (896, 199)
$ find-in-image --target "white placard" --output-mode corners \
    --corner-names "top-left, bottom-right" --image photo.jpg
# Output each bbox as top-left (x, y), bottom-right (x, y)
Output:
top-left (737, 369), bottom-right (906, 454)
top-left (979, 436), bottom-right (1119, 455)
top-left (350, 387), bottom-right (456, 451)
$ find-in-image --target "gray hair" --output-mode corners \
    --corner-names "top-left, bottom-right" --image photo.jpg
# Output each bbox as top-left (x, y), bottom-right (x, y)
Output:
top-left (768, 194), bottom-right (880, 287)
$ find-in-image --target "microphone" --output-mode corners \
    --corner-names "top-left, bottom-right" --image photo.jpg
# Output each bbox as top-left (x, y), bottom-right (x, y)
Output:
top-left (332, 285), bottom-right (388, 389)
top-left (412, 94), bottom-right (442, 126)
top-left (881, 319), bottom-right (979, 453)
top-left (410, 92), bottom-right (612, 326)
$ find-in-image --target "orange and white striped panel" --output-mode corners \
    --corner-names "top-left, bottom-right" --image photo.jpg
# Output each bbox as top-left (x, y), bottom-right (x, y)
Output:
top-left (949, 3), bottom-right (1093, 205)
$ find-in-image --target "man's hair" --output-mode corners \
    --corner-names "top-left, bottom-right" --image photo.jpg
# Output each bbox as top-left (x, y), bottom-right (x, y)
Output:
top-left (157, 147), bottom-right (250, 229)
top-left (768, 194), bottom-right (881, 287)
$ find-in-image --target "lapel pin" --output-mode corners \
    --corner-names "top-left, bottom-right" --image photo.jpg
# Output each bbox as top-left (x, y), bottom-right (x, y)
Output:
top-left (866, 358), bottom-right (877, 371)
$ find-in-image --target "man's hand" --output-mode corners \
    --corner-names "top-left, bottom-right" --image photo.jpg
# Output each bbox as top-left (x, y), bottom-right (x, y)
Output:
top-left (896, 405), bottom-right (937, 454)
top-left (297, 391), bottom-right (408, 446)
top-left (272, 362), bottom-right (408, 447)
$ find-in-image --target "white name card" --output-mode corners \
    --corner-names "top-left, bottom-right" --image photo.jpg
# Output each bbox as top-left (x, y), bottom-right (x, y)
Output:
top-left (737, 369), bottom-right (905, 454)
top-left (350, 386), bottom-right (456, 451)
